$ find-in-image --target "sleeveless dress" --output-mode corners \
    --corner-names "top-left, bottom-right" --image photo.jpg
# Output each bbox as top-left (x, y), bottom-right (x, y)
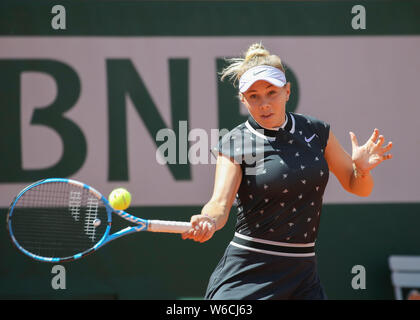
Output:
top-left (205, 111), bottom-right (330, 300)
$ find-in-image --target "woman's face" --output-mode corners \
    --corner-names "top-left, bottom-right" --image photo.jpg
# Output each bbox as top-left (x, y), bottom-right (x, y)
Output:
top-left (241, 80), bottom-right (291, 129)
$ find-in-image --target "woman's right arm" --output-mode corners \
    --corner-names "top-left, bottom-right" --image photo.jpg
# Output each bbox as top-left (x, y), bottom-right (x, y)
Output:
top-left (181, 153), bottom-right (243, 243)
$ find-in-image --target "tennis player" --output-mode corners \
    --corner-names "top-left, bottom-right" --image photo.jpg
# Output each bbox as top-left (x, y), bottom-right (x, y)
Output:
top-left (181, 43), bottom-right (393, 299)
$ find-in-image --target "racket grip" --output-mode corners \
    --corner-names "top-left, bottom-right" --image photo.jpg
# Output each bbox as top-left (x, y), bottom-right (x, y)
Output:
top-left (148, 220), bottom-right (192, 234)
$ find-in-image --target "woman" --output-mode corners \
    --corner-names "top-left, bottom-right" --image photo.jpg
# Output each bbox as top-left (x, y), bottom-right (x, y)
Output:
top-left (181, 43), bottom-right (393, 299)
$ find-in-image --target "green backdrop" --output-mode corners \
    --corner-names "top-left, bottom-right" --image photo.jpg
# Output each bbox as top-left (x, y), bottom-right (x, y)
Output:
top-left (2, 203), bottom-right (420, 299)
top-left (0, 0), bottom-right (419, 299)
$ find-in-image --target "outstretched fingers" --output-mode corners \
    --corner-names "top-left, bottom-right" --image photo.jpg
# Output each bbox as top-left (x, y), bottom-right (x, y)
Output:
top-left (380, 141), bottom-right (393, 160)
top-left (349, 131), bottom-right (359, 149)
top-left (372, 129), bottom-right (393, 157)
top-left (369, 128), bottom-right (380, 144)
top-left (375, 135), bottom-right (386, 148)
top-left (370, 129), bottom-right (393, 161)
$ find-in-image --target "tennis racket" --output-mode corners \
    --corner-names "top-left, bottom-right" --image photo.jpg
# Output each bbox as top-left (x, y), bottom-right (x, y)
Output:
top-left (7, 178), bottom-right (192, 263)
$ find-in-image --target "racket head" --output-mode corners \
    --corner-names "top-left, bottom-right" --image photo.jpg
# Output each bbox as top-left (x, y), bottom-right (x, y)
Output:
top-left (7, 178), bottom-right (112, 262)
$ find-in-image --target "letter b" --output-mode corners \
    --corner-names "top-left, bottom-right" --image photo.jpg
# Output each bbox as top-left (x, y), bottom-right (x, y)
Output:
top-left (0, 60), bottom-right (86, 182)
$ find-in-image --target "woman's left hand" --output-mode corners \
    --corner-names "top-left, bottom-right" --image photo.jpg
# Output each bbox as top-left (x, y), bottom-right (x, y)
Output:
top-left (349, 128), bottom-right (393, 174)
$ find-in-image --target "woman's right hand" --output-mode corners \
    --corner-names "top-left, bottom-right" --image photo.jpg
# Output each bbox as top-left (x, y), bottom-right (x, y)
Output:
top-left (182, 154), bottom-right (242, 243)
top-left (181, 214), bottom-right (217, 243)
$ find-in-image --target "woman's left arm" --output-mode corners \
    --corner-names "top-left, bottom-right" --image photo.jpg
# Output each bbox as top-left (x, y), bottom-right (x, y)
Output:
top-left (324, 128), bottom-right (393, 197)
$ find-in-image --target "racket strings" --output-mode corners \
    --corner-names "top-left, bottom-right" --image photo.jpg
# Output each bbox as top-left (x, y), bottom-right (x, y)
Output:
top-left (10, 182), bottom-right (108, 259)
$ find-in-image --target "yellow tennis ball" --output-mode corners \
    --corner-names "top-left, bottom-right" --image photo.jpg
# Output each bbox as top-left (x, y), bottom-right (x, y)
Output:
top-left (108, 188), bottom-right (131, 211)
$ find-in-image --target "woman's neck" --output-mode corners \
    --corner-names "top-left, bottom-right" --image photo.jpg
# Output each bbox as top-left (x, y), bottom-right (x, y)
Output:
top-left (258, 113), bottom-right (288, 131)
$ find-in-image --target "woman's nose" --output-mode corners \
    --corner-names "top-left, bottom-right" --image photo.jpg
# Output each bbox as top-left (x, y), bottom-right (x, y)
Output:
top-left (259, 100), bottom-right (271, 110)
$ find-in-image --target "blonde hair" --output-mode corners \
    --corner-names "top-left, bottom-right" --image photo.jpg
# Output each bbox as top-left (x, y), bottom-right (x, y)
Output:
top-left (220, 43), bottom-right (286, 88)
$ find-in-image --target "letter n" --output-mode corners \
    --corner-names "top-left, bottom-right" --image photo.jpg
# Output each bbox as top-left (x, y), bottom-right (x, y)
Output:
top-left (107, 59), bottom-right (191, 181)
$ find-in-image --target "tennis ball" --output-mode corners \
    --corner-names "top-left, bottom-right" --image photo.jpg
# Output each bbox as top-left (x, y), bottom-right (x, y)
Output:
top-left (108, 188), bottom-right (131, 211)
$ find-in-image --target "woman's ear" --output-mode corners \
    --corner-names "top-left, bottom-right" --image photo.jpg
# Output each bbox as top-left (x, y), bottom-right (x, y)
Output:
top-left (285, 82), bottom-right (291, 101)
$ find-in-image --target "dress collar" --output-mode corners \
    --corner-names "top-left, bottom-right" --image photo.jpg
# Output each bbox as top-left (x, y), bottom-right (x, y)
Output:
top-left (246, 112), bottom-right (294, 139)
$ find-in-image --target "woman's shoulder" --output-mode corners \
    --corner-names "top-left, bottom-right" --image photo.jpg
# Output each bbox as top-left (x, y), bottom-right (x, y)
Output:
top-left (219, 121), bottom-right (249, 141)
top-left (290, 112), bottom-right (330, 148)
top-left (290, 112), bottom-right (330, 133)
top-left (212, 121), bottom-right (251, 161)
top-left (290, 112), bottom-right (328, 126)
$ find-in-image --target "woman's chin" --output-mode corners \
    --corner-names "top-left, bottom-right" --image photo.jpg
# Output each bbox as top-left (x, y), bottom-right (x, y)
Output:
top-left (259, 114), bottom-right (277, 127)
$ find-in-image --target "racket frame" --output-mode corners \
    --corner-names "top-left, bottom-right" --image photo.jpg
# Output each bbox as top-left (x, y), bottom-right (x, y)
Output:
top-left (7, 178), bottom-right (186, 263)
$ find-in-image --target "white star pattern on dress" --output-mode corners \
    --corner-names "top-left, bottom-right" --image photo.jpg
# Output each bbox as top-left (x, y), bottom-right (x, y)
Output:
top-left (228, 113), bottom-right (329, 244)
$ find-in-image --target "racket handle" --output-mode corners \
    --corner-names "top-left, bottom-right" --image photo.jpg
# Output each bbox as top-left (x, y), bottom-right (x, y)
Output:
top-left (148, 220), bottom-right (191, 234)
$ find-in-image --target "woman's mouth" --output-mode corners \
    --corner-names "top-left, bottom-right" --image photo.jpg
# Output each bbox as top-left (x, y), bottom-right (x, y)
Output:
top-left (260, 113), bottom-right (274, 119)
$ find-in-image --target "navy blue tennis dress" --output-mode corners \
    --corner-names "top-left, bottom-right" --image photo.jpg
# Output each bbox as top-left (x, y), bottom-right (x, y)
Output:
top-left (205, 111), bottom-right (330, 300)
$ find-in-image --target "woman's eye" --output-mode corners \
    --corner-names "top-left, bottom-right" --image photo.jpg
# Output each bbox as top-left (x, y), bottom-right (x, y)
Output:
top-left (268, 90), bottom-right (277, 96)
top-left (249, 94), bottom-right (257, 99)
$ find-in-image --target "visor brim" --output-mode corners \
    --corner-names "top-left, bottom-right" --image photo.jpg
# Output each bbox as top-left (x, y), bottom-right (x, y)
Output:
top-left (239, 76), bottom-right (286, 93)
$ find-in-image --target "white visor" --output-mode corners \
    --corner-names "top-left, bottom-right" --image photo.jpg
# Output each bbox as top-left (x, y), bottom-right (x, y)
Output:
top-left (239, 65), bottom-right (286, 93)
